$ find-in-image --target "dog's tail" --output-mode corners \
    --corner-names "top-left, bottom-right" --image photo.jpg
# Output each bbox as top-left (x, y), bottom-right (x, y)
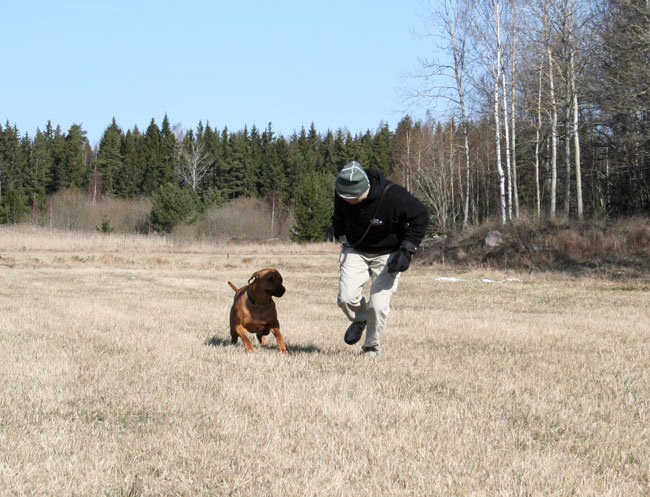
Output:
top-left (227, 281), bottom-right (239, 292)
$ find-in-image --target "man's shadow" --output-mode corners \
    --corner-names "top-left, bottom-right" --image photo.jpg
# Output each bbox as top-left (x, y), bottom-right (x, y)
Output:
top-left (204, 335), bottom-right (321, 354)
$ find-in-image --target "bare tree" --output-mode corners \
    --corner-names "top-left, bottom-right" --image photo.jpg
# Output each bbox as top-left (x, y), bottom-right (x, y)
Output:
top-left (488, 0), bottom-right (508, 224)
top-left (444, 0), bottom-right (474, 229)
top-left (393, 116), bottom-right (415, 192)
top-left (509, 0), bottom-right (520, 218)
top-left (415, 122), bottom-right (459, 230)
top-left (464, 0), bottom-right (509, 224)
top-left (502, 68), bottom-right (513, 220)
top-left (534, 52), bottom-right (544, 218)
top-left (565, 0), bottom-right (584, 220)
top-left (175, 129), bottom-right (211, 193)
top-left (416, 0), bottom-right (476, 229)
top-left (547, 1), bottom-right (559, 219)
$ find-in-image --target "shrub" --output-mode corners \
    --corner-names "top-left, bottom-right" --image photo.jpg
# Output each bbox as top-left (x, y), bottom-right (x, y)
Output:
top-left (33, 189), bottom-right (151, 233)
top-left (97, 217), bottom-right (115, 233)
top-left (173, 196), bottom-right (293, 242)
top-left (1, 186), bottom-right (28, 224)
top-left (150, 183), bottom-right (199, 233)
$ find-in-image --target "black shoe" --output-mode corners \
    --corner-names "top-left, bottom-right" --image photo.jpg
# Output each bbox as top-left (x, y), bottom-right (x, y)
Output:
top-left (344, 321), bottom-right (367, 345)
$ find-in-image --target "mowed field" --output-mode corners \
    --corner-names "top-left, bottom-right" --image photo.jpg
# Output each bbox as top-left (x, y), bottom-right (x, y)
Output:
top-left (1, 226), bottom-right (649, 497)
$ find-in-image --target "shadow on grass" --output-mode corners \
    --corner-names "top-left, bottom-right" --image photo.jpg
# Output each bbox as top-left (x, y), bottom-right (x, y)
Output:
top-left (204, 335), bottom-right (322, 354)
top-left (204, 335), bottom-right (232, 348)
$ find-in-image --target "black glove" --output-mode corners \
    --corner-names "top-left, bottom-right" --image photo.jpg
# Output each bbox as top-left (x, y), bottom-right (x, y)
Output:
top-left (387, 241), bottom-right (418, 274)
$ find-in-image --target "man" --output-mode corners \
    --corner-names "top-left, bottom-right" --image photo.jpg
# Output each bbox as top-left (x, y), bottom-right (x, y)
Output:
top-left (333, 161), bottom-right (429, 357)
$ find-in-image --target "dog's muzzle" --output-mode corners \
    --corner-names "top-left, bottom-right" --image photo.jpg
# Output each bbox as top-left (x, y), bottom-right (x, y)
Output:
top-left (270, 285), bottom-right (286, 297)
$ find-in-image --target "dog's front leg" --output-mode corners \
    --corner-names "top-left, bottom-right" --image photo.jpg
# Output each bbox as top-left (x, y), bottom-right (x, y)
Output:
top-left (270, 326), bottom-right (287, 354)
top-left (233, 324), bottom-right (255, 353)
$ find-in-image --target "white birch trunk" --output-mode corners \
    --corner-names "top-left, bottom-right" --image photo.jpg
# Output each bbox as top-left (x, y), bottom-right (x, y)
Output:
top-left (535, 60), bottom-right (543, 218)
top-left (569, 25), bottom-right (583, 221)
top-left (502, 70), bottom-right (513, 220)
top-left (564, 85), bottom-right (572, 219)
top-left (510, 3), bottom-right (519, 218)
top-left (549, 45), bottom-right (558, 219)
top-left (493, 0), bottom-right (507, 225)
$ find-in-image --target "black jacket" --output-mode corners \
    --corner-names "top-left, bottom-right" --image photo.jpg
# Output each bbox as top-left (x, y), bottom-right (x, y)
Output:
top-left (332, 169), bottom-right (429, 254)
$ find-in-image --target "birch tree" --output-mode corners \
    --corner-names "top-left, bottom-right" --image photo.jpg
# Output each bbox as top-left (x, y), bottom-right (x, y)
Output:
top-left (465, 0), bottom-right (508, 224)
top-left (175, 130), bottom-right (211, 193)
top-left (534, 52), bottom-right (544, 218)
top-left (509, 0), bottom-right (520, 218)
top-left (547, 1), bottom-right (559, 219)
top-left (486, 0), bottom-right (508, 224)
top-left (418, 0), bottom-right (476, 229)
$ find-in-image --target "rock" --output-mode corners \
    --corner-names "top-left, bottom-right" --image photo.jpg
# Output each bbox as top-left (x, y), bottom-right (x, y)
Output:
top-left (483, 230), bottom-right (503, 250)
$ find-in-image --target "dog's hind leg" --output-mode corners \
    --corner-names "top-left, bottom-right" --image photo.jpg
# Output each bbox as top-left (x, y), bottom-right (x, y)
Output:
top-left (256, 329), bottom-right (270, 346)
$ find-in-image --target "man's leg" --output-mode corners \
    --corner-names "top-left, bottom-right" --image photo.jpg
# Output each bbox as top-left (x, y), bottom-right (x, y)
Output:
top-left (337, 246), bottom-right (370, 323)
top-left (362, 253), bottom-right (401, 352)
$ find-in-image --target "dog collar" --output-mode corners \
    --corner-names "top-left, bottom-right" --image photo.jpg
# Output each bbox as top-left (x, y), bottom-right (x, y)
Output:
top-left (246, 286), bottom-right (270, 308)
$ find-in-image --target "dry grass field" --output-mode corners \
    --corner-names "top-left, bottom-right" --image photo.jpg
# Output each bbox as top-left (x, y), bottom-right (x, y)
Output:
top-left (1, 226), bottom-right (649, 496)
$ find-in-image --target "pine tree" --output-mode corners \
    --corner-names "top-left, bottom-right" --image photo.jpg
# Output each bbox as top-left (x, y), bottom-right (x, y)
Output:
top-left (319, 130), bottom-right (340, 176)
top-left (95, 118), bottom-right (123, 195)
top-left (227, 129), bottom-right (251, 198)
top-left (307, 122), bottom-right (322, 170)
top-left (259, 122), bottom-right (281, 197)
top-left (0, 122), bottom-right (5, 199)
top-left (358, 131), bottom-right (374, 167)
top-left (372, 122), bottom-right (392, 176)
top-left (294, 126), bottom-right (313, 181)
top-left (333, 130), bottom-right (348, 170)
top-left (0, 123), bottom-right (22, 198)
top-left (248, 125), bottom-right (263, 196)
top-left (28, 129), bottom-right (53, 215)
top-left (160, 114), bottom-right (177, 186)
top-left (201, 123), bottom-right (222, 198)
top-left (49, 125), bottom-right (66, 192)
top-left (291, 171), bottom-right (334, 242)
top-left (140, 119), bottom-right (161, 196)
top-left (3, 185), bottom-right (27, 223)
top-left (64, 124), bottom-right (88, 189)
top-left (150, 182), bottom-right (199, 232)
top-left (119, 128), bottom-right (142, 198)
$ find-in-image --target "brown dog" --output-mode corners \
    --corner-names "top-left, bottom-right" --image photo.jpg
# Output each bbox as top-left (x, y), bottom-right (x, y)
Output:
top-left (228, 269), bottom-right (287, 354)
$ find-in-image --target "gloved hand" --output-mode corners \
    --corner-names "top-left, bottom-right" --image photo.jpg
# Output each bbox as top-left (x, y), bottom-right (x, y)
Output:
top-left (387, 241), bottom-right (418, 274)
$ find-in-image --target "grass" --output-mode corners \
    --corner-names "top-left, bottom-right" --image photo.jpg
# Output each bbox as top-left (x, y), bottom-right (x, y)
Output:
top-left (1, 226), bottom-right (649, 496)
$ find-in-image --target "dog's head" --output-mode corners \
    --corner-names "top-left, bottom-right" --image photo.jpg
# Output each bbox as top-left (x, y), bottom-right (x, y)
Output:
top-left (249, 269), bottom-right (285, 298)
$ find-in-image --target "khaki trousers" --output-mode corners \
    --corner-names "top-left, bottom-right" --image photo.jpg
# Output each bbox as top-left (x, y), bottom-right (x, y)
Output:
top-left (337, 246), bottom-right (401, 350)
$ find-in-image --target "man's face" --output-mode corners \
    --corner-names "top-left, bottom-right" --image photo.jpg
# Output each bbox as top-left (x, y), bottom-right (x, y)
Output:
top-left (341, 188), bottom-right (370, 205)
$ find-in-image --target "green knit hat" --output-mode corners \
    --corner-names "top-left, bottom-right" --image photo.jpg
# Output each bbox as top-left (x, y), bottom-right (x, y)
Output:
top-left (335, 161), bottom-right (370, 198)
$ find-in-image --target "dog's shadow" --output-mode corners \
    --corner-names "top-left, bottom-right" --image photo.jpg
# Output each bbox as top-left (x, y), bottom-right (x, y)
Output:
top-left (204, 335), bottom-right (322, 355)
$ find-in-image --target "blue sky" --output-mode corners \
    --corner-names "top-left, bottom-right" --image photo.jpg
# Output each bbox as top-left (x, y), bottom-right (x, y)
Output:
top-left (1, 1), bottom-right (435, 145)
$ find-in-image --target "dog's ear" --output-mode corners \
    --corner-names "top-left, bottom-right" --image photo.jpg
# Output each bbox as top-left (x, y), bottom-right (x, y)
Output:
top-left (248, 271), bottom-right (261, 284)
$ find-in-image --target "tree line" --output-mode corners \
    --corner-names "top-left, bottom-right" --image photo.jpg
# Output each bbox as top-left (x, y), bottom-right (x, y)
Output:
top-left (0, 0), bottom-right (647, 238)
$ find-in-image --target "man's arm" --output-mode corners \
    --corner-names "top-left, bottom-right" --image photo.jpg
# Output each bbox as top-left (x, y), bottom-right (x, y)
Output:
top-left (401, 193), bottom-right (429, 248)
top-left (387, 191), bottom-right (429, 274)
top-left (332, 195), bottom-right (346, 239)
